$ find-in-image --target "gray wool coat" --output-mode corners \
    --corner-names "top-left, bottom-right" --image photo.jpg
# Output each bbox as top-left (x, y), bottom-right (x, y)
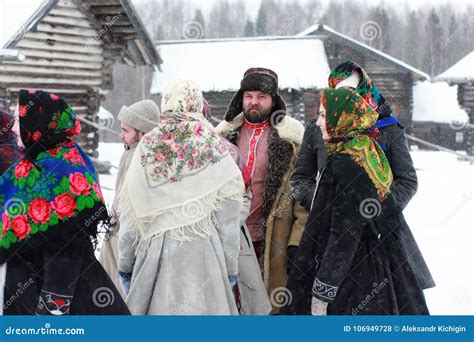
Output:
top-left (118, 196), bottom-right (242, 315)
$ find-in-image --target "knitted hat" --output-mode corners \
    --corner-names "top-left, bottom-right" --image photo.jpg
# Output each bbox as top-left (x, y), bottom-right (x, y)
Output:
top-left (224, 67), bottom-right (286, 123)
top-left (118, 99), bottom-right (160, 134)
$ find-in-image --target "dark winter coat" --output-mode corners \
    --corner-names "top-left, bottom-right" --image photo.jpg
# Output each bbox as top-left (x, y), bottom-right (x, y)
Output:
top-left (290, 119), bottom-right (435, 290)
top-left (281, 153), bottom-right (430, 315)
top-left (3, 232), bottom-right (130, 315)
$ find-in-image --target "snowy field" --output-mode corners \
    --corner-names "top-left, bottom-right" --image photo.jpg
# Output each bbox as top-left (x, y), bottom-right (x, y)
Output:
top-left (97, 143), bottom-right (473, 315)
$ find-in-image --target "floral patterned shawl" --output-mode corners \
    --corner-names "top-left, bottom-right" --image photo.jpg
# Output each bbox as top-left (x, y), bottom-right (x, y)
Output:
top-left (323, 88), bottom-right (393, 200)
top-left (118, 81), bottom-right (244, 242)
top-left (0, 90), bottom-right (107, 258)
top-left (328, 60), bottom-right (393, 117)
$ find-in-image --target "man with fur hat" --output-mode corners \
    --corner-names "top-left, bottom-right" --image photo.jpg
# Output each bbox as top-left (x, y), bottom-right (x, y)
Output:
top-left (215, 68), bottom-right (308, 313)
top-left (99, 99), bottom-right (160, 297)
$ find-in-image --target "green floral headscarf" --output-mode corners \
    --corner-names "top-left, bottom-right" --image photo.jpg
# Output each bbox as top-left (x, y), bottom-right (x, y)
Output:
top-left (323, 88), bottom-right (392, 200)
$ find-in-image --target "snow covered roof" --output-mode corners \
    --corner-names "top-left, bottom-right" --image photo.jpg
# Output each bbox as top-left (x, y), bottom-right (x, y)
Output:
top-left (297, 24), bottom-right (430, 81)
top-left (433, 51), bottom-right (474, 83)
top-left (413, 81), bottom-right (468, 124)
top-left (0, 49), bottom-right (25, 61)
top-left (151, 36), bottom-right (330, 94)
top-left (0, 0), bottom-right (161, 66)
top-left (0, 0), bottom-right (52, 48)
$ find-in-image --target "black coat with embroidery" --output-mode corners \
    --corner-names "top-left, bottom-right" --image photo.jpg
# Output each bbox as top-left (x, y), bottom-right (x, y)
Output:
top-left (3, 226), bottom-right (130, 315)
top-left (290, 119), bottom-right (435, 290)
top-left (280, 154), bottom-right (430, 315)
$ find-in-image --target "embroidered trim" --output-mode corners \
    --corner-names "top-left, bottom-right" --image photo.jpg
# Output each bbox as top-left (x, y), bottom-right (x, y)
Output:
top-left (312, 277), bottom-right (338, 301)
top-left (245, 126), bottom-right (267, 177)
top-left (36, 290), bottom-right (73, 315)
top-left (243, 118), bottom-right (269, 130)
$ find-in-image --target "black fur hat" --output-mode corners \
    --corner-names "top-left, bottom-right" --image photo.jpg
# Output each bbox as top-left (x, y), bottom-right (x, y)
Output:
top-left (224, 67), bottom-right (286, 123)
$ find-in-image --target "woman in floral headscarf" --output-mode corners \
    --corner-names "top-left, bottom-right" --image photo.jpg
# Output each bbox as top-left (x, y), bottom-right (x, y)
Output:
top-left (291, 60), bottom-right (434, 292)
top-left (0, 90), bottom-right (129, 315)
top-left (280, 88), bottom-right (429, 315)
top-left (118, 81), bottom-right (244, 315)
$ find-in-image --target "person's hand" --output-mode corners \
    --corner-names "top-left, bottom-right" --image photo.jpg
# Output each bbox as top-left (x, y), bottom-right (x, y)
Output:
top-left (311, 296), bottom-right (328, 316)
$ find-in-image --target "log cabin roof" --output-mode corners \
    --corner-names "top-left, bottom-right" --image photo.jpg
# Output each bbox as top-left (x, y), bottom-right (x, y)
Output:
top-left (1, 0), bottom-right (161, 67)
top-left (432, 51), bottom-right (474, 84)
top-left (298, 23), bottom-right (429, 81)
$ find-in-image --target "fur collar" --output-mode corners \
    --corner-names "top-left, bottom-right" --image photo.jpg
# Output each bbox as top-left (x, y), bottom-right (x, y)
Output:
top-left (215, 113), bottom-right (304, 146)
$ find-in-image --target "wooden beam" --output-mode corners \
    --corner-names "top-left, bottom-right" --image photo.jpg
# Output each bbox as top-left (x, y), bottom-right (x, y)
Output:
top-left (8, 87), bottom-right (91, 94)
top-left (0, 64), bottom-right (103, 78)
top-left (87, 5), bottom-right (124, 15)
top-left (16, 39), bottom-right (103, 54)
top-left (18, 48), bottom-right (104, 62)
top-left (36, 23), bottom-right (98, 37)
top-left (24, 31), bottom-right (103, 46)
top-left (0, 75), bottom-right (103, 86)
top-left (4, 58), bottom-right (102, 70)
top-left (42, 14), bottom-right (95, 29)
top-left (49, 7), bottom-right (89, 19)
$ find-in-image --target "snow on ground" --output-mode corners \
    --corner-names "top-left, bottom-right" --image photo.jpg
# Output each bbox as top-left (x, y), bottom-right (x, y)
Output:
top-left (97, 142), bottom-right (473, 315)
top-left (404, 151), bottom-right (473, 315)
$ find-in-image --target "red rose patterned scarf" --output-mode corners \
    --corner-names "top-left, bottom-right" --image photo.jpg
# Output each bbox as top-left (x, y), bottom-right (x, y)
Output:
top-left (0, 90), bottom-right (107, 259)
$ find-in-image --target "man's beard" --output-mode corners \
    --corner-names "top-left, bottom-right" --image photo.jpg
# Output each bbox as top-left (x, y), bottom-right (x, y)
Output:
top-left (243, 105), bottom-right (273, 123)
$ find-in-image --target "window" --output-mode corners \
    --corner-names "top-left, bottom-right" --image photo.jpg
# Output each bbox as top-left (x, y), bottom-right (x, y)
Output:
top-left (455, 132), bottom-right (464, 144)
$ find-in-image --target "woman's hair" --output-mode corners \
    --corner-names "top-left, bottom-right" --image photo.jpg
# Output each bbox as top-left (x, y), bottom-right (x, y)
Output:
top-left (319, 89), bottom-right (327, 109)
